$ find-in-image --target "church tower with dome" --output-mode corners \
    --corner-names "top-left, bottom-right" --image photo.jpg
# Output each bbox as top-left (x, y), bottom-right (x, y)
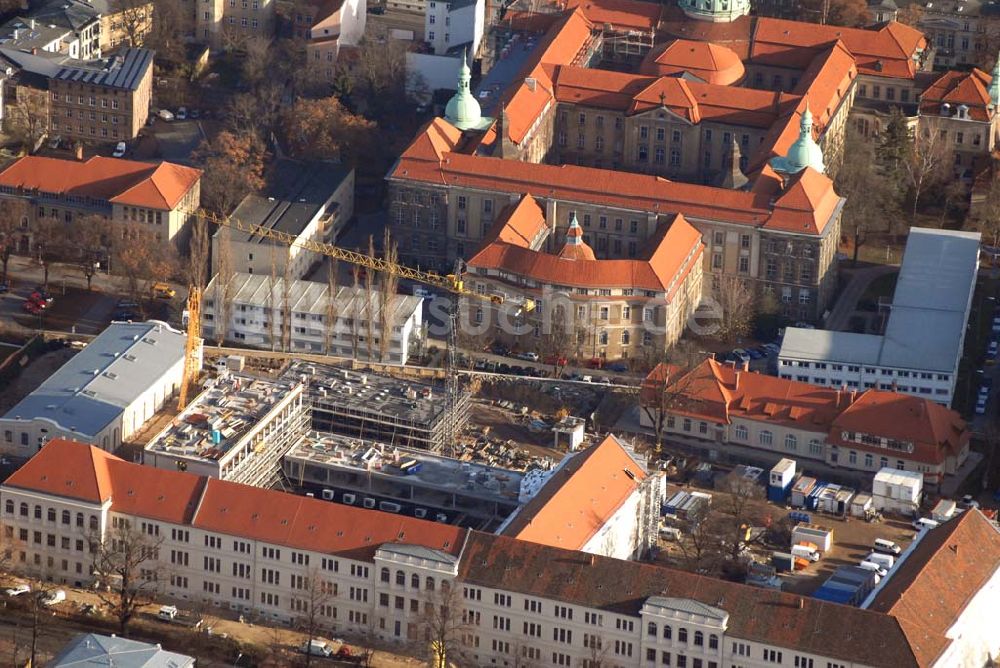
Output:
top-left (678, 0), bottom-right (751, 22)
top-left (444, 49), bottom-right (494, 132)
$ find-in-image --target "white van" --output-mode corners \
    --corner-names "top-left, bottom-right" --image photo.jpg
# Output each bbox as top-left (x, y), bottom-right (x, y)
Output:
top-left (873, 538), bottom-right (901, 555)
top-left (867, 552), bottom-right (895, 569)
top-left (858, 561), bottom-right (888, 578)
top-left (158, 605), bottom-right (178, 621)
top-left (790, 545), bottom-right (820, 562)
top-left (912, 517), bottom-right (940, 531)
top-left (299, 640), bottom-right (333, 657)
top-left (659, 527), bottom-right (682, 541)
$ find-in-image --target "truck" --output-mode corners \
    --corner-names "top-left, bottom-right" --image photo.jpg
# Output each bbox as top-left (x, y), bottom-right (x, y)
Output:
top-left (156, 605), bottom-right (203, 629)
top-left (790, 544), bottom-right (821, 562)
top-left (771, 551), bottom-right (795, 572)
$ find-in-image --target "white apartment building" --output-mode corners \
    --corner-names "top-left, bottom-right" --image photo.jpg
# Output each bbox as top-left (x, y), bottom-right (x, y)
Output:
top-left (425, 0), bottom-right (485, 56)
top-left (779, 228), bottom-right (980, 406)
top-left (142, 373), bottom-right (308, 486)
top-left (8, 438), bottom-right (992, 668)
top-left (0, 321), bottom-right (193, 454)
top-left (201, 273), bottom-right (424, 365)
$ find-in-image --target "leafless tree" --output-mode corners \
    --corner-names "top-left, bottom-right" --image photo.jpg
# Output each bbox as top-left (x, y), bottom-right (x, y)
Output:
top-left (294, 567), bottom-right (337, 668)
top-left (713, 275), bottom-right (755, 343)
top-left (213, 228), bottom-right (235, 345)
top-left (903, 119), bottom-right (948, 226)
top-left (0, 199), bottom-right (28, 284)
top-left (31, 217), bottom-right (64, 291)
top-left (355, 25), bottom-right (409, 118)
top-left (109, 0), bottom-right (153, 46)
top-left (186, 212), bottom-right (211, 293)
top-left (418, 581), bottom-right (471, 668)
top-left (365, 236), bottom-right (376, 362)
top-left (114, 227), bottom-right (177, 315)
top-left (325, 257), bottom-right (339, 355)
top-left (6, 86), bottom-right (49, 152)
top-left (639, 362), bottom-right (696, 455)
top-left (378, 229), bottom-right (399, 363)
top-left (280, 258), bottom-right (293, 351)
top-left (74, 215), bottom-right (112, 290)
top-left (579, 630), bottom-right (611, 667)
top-left (91, 519), bottom-right (164, 636)
top-left (144, 0), bottom-right (190, 63)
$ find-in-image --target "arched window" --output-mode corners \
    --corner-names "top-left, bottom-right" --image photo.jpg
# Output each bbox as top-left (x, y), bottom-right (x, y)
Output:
top-left (47, 508), bottom-right (55, 522)
top-left (734, 424), bottom-right (748, 440)
top-left (89, 515), bottom-right (98, 530)
top-left (380, 568), bottom-right (390, 583)
top-left (663, 625), bottom-right (672, 640)
top-left (647, 622), bottom-right (658, 637)
top-left (411, 573), bottom-right (420, 589)
top-left (4, 500), bottom-right (12, 514)
top-left (694, 631), bottom-right (704, 646)
top-left (709, 634), bottom-right (719, 650)
top-left (759, 430), bottom-right (773, 446)
top-left (19, 503), bottom-right (27, 517)
top-left (621, 330), bottom-right (630, 345)
top-left (61, 510), bottom-right (70, 525)
top-left (784, 434), bottom-right (797, 451)
top-left (395, 570), bottom-right (406, 586)
top-left (426, 577), bottom-right (436, 591)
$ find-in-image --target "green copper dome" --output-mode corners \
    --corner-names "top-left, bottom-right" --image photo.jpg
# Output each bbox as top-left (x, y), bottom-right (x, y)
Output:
top-left (770, 106), bottom-right (825, 175)
top-left (445, 50), bottom-right (484, 131)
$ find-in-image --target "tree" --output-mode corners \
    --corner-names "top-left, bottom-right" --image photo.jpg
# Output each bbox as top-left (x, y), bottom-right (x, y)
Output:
top-left (0, 199), bottom-right (28, 284)
top-left (143, 0), bottom-right (189, 64)
top-left (194, 131), bottom-right (266, 215)
top-left (109, 0), bottom-right (153, 46)
top-left (91, 519), bottom-right (163, 636)
top-left (900, 119), bottom-right (948, 226)
top-left (281, 259), bottom-right (293, 351)
top-left (281, 96), bottom-right (377, 164)
top-left (293, 567), bottom-right (336, 668)
top-left (6, 86), bottom-right (49, 152)
top-left (836, 128), bottom-right (903, 258)
top-left (186, 212), bottom-right (211, 293)
top-left (31, 217), bottom-right (64, 291)
top-left (74, 214), bottom-right (113, 290)
top-left (378, 229), bottom-right (399, 363)
top-left (325, 257), bottom-right (339, 355)
top-left (639, 361), bottom-right (696, 456)
top-left (213, 228), bottom-right (235, 346)
top-left (894, 2), bottom-right (923, 27)
top-left (877, 107), bottom-right (913, 172)
top-left (114, 227), bottom-right (177, 314)
top-left (354, 26), bottom-right (410, 119)
top-left (974, 172), bottom-right (1000, 246)
top-left (418, 581), bottom-right (471, 668)
top-left (712, 275), bottom-right (755, 343)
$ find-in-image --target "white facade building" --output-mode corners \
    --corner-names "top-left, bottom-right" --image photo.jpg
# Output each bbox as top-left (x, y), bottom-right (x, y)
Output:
top-left (201, 273), bottom-right (424, 365)
top-left (0, 321), bottom-right (193, 454)
top-left (779, 228), bottom-right (980, 406)
top-left (424, 0), bottom-right (484, 56)
top-left (6, 439), bottom-right (998, 668)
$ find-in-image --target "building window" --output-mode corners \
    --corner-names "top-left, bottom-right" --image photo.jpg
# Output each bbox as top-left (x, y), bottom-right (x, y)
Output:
top-left (734, 424), bottom-right (748, 440)
top-left (760, 431), bottom-right (773, 446)
top-left (785, 434), bottom-right (797, 451)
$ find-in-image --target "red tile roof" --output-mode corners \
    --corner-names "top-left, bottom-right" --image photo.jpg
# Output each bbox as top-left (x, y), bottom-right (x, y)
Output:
top-left (500, 435), bottom-right (648, 550)
top-left (4, 439), bottom-right (465, 559)
top-left (459, 531), bottom-right (918, 668)
top-left (393, 141), bottom-right (841, 235)
top-left (467, 211), bottom-right (703, 294)
top-left (640, 39), bottom-right (746, 85)
top-left (0, 156), bottom-right (201, 210)
top-left (867, 509), bottom-right (1000, 667)
top-left (653, 360), bottom-right (970, 465)
top-left (920, 69), bottom-right (994, 121)
top-left (484, 194), bottom-right (549, 248)
top-left (564, 0), bottom-right (662, 33)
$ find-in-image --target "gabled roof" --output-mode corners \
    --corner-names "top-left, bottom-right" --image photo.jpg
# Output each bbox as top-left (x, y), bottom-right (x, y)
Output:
top-left (768, 166), bottom-right (844, 234)
top-left (50, 633), bottom-right (195, 668)
top-left (500, 435), bottom-right (647, 550)
top-left (564, 0), bottom-right (662, 33)
top-left (640, 39), bottom-right (746, 85)
top-left (0, 156), bottom-right (201, 210)
top-left (459, 531), bottom-right (918, 668)
top-left (920, 68), bottom-right (993, 120)
top-left (866, 510), bottom-right (1000, 667)
top-left (3, 439), bottom-right (114, 505)
top-left (484, 194), bottom-right (549, 248)
top-left (467, 211), bottom-right (703, 294)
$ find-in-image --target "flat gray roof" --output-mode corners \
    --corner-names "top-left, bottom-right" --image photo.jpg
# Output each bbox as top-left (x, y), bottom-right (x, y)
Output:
top-left (780, 227), bottom-right (980, 374)
top-left (229, 159), bottom-right (351, 243)
top-left (1, 321), bottom-right (186, 437)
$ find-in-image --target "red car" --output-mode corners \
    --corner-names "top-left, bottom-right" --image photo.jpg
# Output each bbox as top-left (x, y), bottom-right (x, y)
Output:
top-left (22, 299), bottom-right (42, 314)
top-left (587, 357), bottom-right (604, 369)
top-left (544, 355), bottom-right (568, 366)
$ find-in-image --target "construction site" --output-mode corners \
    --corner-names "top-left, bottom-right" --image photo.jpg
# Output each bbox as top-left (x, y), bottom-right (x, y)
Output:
top-left (142, 370), bottom-right (309, 487)
top-left (283, 360), bottom-right (472, 453)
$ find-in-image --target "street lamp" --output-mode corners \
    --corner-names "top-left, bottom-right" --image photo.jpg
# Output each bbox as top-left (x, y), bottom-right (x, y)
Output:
top-left (232, 652), bottom-right (244, 666)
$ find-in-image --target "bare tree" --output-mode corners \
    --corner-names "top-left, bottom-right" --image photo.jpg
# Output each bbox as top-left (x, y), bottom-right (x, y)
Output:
top-left (294, 567), bottom-right (336, 668)
top-left (365, 236), bottom-right (376, 362)
top-left (325, 257), bottom-right (339, 355)
top-left (418, 581), bottom-right (471, 668)
top-left (31, 217), bottom-right (64, 291)
top-left (281, 258), bottom-right (293, 352)
top-left (378, 229), bottom-right (399, 363)
top-left (109, 0), bottom-right (153, 46)
top-left (186, 212), bottom-right (211, 293)
top-left (74, 214), bottom-right (113, 290)
top-left (639, 362), bottom-right (695, 456)
top-left (114, 227), bottom-right (178, 315)
top-left (579, 630), bottom-right (611, 667)
top-left (91, 519), bottom-right (163, 636)
top-left (0, 199), bottom-right (28, 284)
top-left (712, 275), bottom-right (755, 342)
top-left (6, 86), bottom-right (49, 152)
top-left (213, 228), bottom-right (235, 345)
top-left (902, 119), bottom-right (948, 226)
top-left (355, 26), bottom-right (410, 119)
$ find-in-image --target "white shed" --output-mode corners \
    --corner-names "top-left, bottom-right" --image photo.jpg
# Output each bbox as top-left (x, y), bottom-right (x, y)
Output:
top-left (872, 468), bottom-right (923, 515)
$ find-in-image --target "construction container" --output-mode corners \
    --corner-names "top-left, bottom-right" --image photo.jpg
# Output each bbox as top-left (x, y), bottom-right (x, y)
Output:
top-left (791, 523), bottom-right (833, 553)
top-left (790, 476), bottom-right (816, 508)
top-left (931, 498), bottom-right (957, 522)
top-left (768, 458), bottom-right (796, 502)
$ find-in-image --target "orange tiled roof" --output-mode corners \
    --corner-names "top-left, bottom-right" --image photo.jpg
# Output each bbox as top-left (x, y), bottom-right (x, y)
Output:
top-left (5, 439), bottom-right (466, 559)
top-left (640, 39), bottom-right (746, 86)
top-left (655, 360), bottom-right (969, 466)
top-left (563, 0), bottom-right (663, 33)
top-left (828, 390), bottom-right (969, 466)
top-left (392, 137), bottom-right (841, 234)
top-left (751, 17), bottom-right (925, 79)
top-left (920, 69), bottom-right (993, 121)
top-left (867, 509), bottom-right (1000, 667)
top-left (483, 194), bottom-right (549, 248)
top-left (468, 212), bottom-right (703, 294)
top-left (0, 156), bottom-right (201, 210)
top-left (500, 435), bottom-right (648, 550)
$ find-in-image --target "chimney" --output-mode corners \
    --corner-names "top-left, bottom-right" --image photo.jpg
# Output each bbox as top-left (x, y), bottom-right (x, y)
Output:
top-left (74, 142), bottom-right (83, 161)
top-left (797, 598), bottom-right (803, 609)
top-left (849, 389), bottom-right (857, 404)
top-left (835, 389), bottom-right (841, 407)
top-left (589, 554), bottom-right (595, 566)
top-left (30, 47), bottom-right (36, 55)
top-left (734, 371), bottom-right (741, 391)
top-left (525, 77), bottom-right (536, 92)
top-left (742, 360), bottom-right (750, 372)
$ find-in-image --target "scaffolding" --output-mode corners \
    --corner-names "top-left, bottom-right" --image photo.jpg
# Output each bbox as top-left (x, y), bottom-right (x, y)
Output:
top-left (284, 361), bottom-right (471, 453)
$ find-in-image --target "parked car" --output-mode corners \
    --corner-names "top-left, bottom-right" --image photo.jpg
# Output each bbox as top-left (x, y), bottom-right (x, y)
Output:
top-left (544, 354), bottom-right (568, 366)
top-left (992, 315), bottom-right (1000, 334)
top-left (176, 107), bottom-right (188, 120)
top-left (959, 494), bottom-right (980, 509)
top-left (31, 289), bottom-right (53, 305)
top-left (158, 109), bottom-right (175, 121)
top-left (587, 357), bottom-right (603, 368)
top-left (516, 351), bottom-right (539, 362)
top-left (112, 141), bottom-right (127, 158)
top-left (0, 282), bottom-right (8, 293)
top-left (113, 310), bottom-right (137, 321)
top-left (732, 349), bottom-right (751, 363)
top-left (298, 640), bottom-right (333, 657)
top-left (606, 361), bottom-right (629, 372)
top-left (747, 348), bottom-right (765, 360)
top-left (762, 342), bottom-right (781, 355)
top-left (989, 339), bottom-right (999, 358)
top-left (976, 396), bottom-right (988, 415)
top-left (189, 109), bottom-right (201, 119)
top-left (497, 364), bottom-right (511, 374)
top-left (42, 589), bottom-right (66, 606)
top-left (4, 584), bottom-right (30, 597)
top-left (116, 298), bottom-right (139, 309)
top-left (490, 342), bottom-right (509, 356)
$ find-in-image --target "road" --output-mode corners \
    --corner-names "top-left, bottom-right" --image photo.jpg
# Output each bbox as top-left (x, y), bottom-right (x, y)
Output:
top-left (824, 264), bottom-right (898, 332)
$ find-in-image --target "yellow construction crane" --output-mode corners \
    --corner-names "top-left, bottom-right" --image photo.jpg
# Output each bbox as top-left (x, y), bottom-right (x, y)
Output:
top-left (176, 211), bottom-right (534, 448)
